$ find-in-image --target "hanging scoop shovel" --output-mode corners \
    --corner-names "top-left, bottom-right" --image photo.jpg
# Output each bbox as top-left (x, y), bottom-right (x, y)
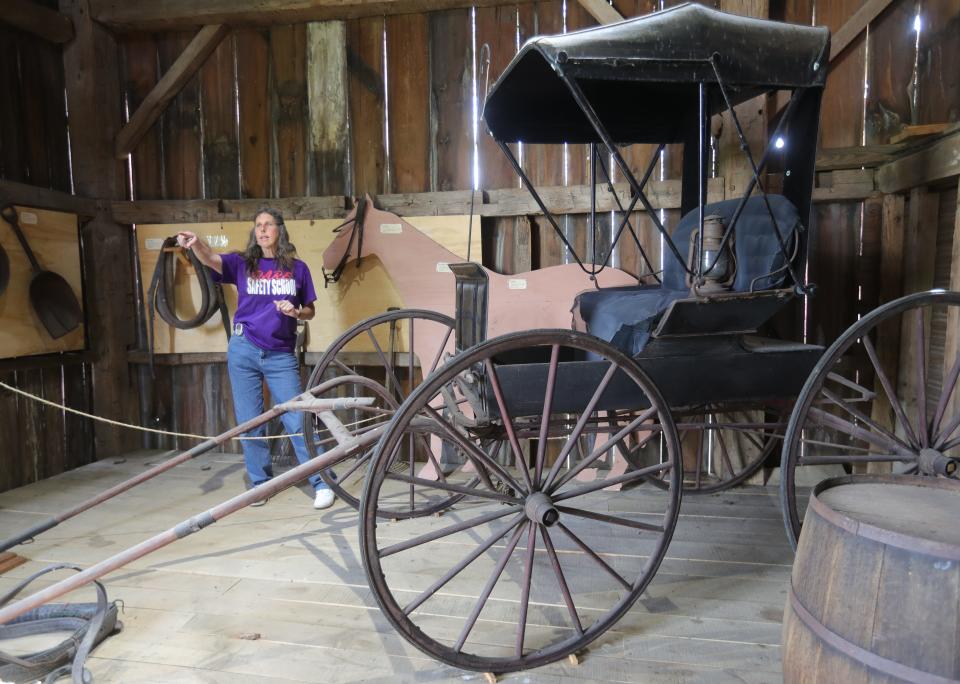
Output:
top-left (1, 205), bottom-right (82, 339)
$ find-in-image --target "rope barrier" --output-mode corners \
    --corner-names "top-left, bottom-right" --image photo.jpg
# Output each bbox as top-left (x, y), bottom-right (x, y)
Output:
top-left (0, 380), bottom-right (387, 443)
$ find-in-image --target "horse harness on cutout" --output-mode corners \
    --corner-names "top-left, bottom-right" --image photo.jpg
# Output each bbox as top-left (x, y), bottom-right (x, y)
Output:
top-left (322, 197), bottom-right (369, 287)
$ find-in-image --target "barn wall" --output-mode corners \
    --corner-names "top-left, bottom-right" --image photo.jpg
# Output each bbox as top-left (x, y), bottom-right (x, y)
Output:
top-left (0, 0), bottom-right (958, 488)
top-left (0, 0), bottom-right (97, 492)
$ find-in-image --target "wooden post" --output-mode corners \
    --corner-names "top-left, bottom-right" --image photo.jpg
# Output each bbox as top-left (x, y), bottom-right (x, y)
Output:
top-left (236, 27), bottom-right (271, 198)
top-left (307, 21), bottom-right (350, 196)
top-left (429, 9), bottom-right (473, 193)
top-left (902, 187), bottom-right (940, 296)
top-left (60, 0), bottom-right (138, 459)
top-left (347, 16), bottom-right (386, 195)
top-left (896, 187), bottom-right (940, 435)
top-left (199, 33), bottom-right (241, 199)
top-left (944, 179), bottom-right (960, 454)
top-left (867, 193), bottom-right (906, 472)
top-left (385, 13), bottom-right (429, 194)
top-left (270, 24), bottom-right (310, 197)
top-left (718, 0), bottom-right (769, 199)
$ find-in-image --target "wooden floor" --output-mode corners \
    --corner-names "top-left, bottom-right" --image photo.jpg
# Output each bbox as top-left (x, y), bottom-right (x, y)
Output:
top-left (0, 450), bottom-right (796, 683)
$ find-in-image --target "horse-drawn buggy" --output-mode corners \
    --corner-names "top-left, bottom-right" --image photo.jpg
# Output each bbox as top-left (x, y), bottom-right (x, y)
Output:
top-left (298, 2), bottom-right (960, 672)
top-left (1, 3), bottom-right (957, 678)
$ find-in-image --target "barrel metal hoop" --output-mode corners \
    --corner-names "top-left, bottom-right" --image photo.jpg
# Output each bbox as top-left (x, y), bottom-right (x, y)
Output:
top-left (788, 584), bottom-right (957, 684)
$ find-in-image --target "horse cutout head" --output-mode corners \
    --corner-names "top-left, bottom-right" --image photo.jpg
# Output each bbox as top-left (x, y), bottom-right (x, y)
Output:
top-left (322, 195), bottom-right (370, 287)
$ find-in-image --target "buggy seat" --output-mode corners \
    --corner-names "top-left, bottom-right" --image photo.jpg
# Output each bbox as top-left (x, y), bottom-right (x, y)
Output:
top-left (573, 194), bottom-right (801, 355)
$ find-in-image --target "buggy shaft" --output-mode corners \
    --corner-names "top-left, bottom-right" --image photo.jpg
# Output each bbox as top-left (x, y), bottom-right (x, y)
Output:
top-left (0, 376), bottom-right (376, 553)
top-left (0, 422), bottom-right (386, 626)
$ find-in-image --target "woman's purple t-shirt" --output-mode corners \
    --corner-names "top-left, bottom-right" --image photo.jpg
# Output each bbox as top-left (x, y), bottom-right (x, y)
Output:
top-left (219, 252), bottom-right (317, 352)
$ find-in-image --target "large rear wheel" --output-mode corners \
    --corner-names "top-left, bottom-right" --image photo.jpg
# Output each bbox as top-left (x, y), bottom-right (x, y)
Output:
top-left (781, 290), bottom-right (960, 548)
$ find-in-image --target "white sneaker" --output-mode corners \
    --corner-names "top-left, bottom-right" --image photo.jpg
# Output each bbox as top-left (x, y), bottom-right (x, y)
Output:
top-left (313, 488), bottom-right (335, 509)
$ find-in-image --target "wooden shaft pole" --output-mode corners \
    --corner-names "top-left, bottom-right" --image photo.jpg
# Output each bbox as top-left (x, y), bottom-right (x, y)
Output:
top-left (0, 423), bottom-right (386, 625)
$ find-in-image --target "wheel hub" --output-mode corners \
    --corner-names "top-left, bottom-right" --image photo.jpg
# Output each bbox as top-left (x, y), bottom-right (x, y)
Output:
top-left (918, 448), bottom-right (959, 477)
top-left (524, 491), bottom-right (559, 526)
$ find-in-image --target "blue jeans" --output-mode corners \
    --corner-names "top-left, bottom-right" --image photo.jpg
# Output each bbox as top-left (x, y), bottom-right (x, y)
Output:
top-left (227, 333), bottom-right (327, 491)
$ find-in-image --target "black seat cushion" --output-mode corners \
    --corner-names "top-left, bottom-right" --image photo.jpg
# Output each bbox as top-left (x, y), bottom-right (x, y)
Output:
top-left (663, 194), bottom-right (801, 292)
top-left (573, 194), bottom-right (800, 355)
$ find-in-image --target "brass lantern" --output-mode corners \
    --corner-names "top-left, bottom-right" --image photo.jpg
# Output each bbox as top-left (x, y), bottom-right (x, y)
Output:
top-left (687, 214), bottom-right (735, 294)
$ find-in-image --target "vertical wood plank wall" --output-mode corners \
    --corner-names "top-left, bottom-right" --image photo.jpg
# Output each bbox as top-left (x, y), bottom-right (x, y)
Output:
top-left (0, 0), bottom-right (958, 490)
top-left (0, 0), bottom-right (96, 492)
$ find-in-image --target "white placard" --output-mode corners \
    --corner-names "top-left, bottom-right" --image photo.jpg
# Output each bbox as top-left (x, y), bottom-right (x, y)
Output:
top-left (144, 238), bottom-right (164, 250)
top-left (380, 223), bottom-right (403, 234)
top-left (207, 235), bottom-right (229, 248)
top-left (507, 278), bottom-right (527, 290)
top-left (19, 212), bottom-right (38, 225)
top-left (436, 262), bottom-right (451, 273)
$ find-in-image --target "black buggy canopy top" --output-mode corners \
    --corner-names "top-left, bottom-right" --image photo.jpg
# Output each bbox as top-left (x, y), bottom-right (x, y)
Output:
top-left (483, 3), bottom-right (830, 144)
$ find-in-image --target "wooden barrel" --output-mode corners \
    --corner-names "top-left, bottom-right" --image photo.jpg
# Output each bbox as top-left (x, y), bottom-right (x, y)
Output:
top-left (782, 475), bottom-right (960, 683)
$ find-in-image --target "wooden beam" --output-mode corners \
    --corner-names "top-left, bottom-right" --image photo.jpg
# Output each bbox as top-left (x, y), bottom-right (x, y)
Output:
top-left (92, 0), bottom-right (541, 32)
top-left (812, 169), bottom-right (877, 201)
top-left (115, 24), bottom-right (229, 159)
top-left (477, 178), bottom-right (725, 217)
top-left (876, 129), bottom-right (960, 193)
top-left (109, 169), bottom-right (882, 225)
top-left (0, 350), bottom-right (94, 373)
top-left (889, 123), bottom-right (952, 145)
top-left (110, 195), bottom-right (347, 224)
top-left (1, 0), bottom-right (75, 43)
top-left (829, 0), bottom-right (896, 62)
top-left (0, 179), bottom-right (100, 217)
top-left (814, 144), bottom-right (904, 171)
top-left (576, 0), bottom-right (623, 25)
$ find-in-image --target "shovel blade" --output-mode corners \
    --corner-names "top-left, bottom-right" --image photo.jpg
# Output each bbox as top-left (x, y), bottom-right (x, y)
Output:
top-left (30, 273), bottom-right (82, 339)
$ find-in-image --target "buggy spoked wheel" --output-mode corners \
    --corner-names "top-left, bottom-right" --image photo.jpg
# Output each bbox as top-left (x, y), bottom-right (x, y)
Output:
top-left (301, 374), bottom-right (397, 510)
top-left (628, 404), bottom-right (786, 493)
top-left (303, 309), bottom-right (456, 511)
top-left (360, 330), bottom-right (682, 672)
top-left (781, 290), bottom-right (960, 548)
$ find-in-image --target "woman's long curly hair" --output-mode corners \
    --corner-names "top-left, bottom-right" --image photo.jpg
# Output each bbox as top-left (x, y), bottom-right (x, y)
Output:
top-left (241, 208), bottom-right (298, 275)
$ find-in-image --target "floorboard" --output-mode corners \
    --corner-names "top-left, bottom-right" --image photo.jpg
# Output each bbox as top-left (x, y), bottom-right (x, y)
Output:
top-left (0, 450), bottom-right (798, 682)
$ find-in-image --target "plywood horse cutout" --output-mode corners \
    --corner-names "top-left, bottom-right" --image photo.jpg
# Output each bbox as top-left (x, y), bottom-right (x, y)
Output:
top-left (323, 197), bottom-right (639, 483)
top-left (323, 198), bottom-right (637, 334)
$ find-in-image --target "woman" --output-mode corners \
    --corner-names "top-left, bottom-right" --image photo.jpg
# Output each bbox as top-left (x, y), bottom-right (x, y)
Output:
top-left (177, 208), bottom-right (335, 509)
